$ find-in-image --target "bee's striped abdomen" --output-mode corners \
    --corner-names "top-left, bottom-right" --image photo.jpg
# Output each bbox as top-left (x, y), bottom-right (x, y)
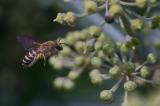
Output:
top-left (22, 50), bottom-right (37, 67)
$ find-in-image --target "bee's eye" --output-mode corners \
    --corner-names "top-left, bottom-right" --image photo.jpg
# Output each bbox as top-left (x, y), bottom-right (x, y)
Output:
top-left (55, 45), bottom-right (63, 50)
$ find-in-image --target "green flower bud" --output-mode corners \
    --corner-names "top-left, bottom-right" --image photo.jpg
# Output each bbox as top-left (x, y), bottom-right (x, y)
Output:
top-left (147, 53), bottom-right (157, 64)
top-left (68, 70), bottom-right (81, 80)
top-left (98, 33), bottom-right (109, 42)
top-left (109, 65), bottom-right (121, 78)
top-left (89, 69), bottom-right (103, 85)
top-left (83, 41), bottom-right (94, 54)
top-left (95, 41), bottom-right (103, 51)
top-left (63, 78), bottom-right (75, 90)
top-left (98, 50), bottom-right (106, 58)
top-left (75, 41), bottom-right (84, 53)
top-left (72, 31), bottom-right (81, 40)
top-left (74, 56), bottom-right (85, 67)
top-left (124, 81), bottom-right (137, 92)
top-left (149, 0), bottom-right (157, 5)
top-left (102, 44), bottom-right (114, 55)
top-left (89, 69), bottom-right (100, 77)
top-left (124, 62), bottom-right (136, 74)
top-left (110, 0), bottom-right (119, 4)
top-left (155, 41), bottom-right (160, 50)
top-left (90, 74), bottom-right (103, 85)
top-left (54, 13), bottom-right (65, 24)
top-left (60, 46), bottom-right (71, 56)
top-left (49, 57), bottom-right (63, 70)
top-left (84, 0), bottom-right (98, 13)
top-left (64, 11), bottom-right (76, 26)
top-left (91, 57), bottom-right (102, 68)
top-left (120, 44), bottom-right (129, 54)
top-left (80, 29), bottom-right (90, 40)
top-left (136, 0), bottom-right (147, 8)
top-left (88, 26), bottom-right (101, 38)
top-left (126, 37), bottom-right (139, 49)
top-left (131, 19), bottom-right (143, 31)
top-left (53, 77), bottom-right (64, 89)
top-left (66, 34), bottom-right (77, 45)
top-left (100, 90), bottom-right (113, 103)
top-left (140, 66), bottom-right (152, 78)
top-left (151, 16), bottom-right (160, 29)
top-left (109, 4), bottom-right (123, 17)
top-left (111, 56), bottom-right (119, 64)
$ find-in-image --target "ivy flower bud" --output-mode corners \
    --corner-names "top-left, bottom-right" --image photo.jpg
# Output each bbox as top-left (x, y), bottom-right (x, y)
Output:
top-left (54, 13), bottom-right (65, 24)
top-left (49, 57), bottom-right (63, 70)
top-left (151, 16), bottom-right (160, 29)
top-left (147, 53), bottom-right (158, 64)
top-left (74, 56), bottom-right (85, 67)
top-left (110, 0), bottom-right (119, 4)
top-left (140, 66), bottom-right (152, 78)
top-left (124, 62), bottom-right (136, 74)
top-left (53, 77), bottom-right (64, 89)
top-left (63, 78), bottom-right (75, 90)
top-left (75, 41), bottom-right (84, 53)
top-left (135, 0), bottom-right (147, 8)
top-left (109, 65), bottom-right (121, 78)
top-left (120, 44), bottom-right (129, 54)
top-left (84, 0), bottom-right (98, 13)
top-left (124, 81), bottom-right (137, 92)
top-left (91, 57), bottom-right (102, 68)
top-left (98, 50), bottom-right (106, 58)
top-left (88, 26), bottom-right (101, 38)
top-left (80, 29), bottom-right (90, 40)
top-left (126, 37), bottom-right (139, 49)
top-left (89, 69), bottom-right (103, 85)
top-left (68, 70), bottom-right (81, 80)
top-left (102, 44), bottom-right (114, 55)
top-left (131, 19), bottom-right (143, 31)
top-left (64, 11), bottom-right (76, 26)
top-left (111, 56), bottom-right (119, 64)
top-left (89, 69), bottom-right (100, 77)
top-left (149, 0), bottom-right (157, 5)
top-left (100, 90), bottom-right (113, 103)
top-left (83, 40), bottom-right (94, 54)
top-left (98, 33), bottom-right (110, 42)
top-left (95, 41), bottom-right (103, 51)
top-left (66, 34), bottom-right (77, 45)
top-left (60, 46), bottom-right (71, 56)
top-left (109, 4), bottom-right (123, 18)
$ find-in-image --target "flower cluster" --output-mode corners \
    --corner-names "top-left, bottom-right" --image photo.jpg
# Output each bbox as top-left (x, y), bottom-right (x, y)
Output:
top-left (51, 0), bottom-right (160, 105)
top-left (49, 26), bottom-right (158, 103)
top-left (54, 0), bottom-right (160, 30)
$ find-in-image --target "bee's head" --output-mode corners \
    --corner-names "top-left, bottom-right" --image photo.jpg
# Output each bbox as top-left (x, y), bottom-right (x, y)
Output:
top-left (55, 39), bottom-right (69, 51)
top-left (55, 42), bottom-right (63, 51)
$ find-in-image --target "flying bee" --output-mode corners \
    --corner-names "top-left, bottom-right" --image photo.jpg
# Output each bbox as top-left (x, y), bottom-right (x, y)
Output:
top-left (17, 36), bottom-right (65, 67)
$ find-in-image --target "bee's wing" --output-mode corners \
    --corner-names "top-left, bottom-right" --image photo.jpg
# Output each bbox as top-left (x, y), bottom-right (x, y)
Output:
top-left (17, 36), bottom-right (40, 51)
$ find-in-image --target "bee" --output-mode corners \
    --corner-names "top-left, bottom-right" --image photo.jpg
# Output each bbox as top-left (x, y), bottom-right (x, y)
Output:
top-left (17, 36), bottom-right (64, 67)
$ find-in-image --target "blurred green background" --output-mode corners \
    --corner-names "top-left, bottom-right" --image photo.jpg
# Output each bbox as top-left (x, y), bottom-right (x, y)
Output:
top-left (0, 0), bottom-right (121, 106)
